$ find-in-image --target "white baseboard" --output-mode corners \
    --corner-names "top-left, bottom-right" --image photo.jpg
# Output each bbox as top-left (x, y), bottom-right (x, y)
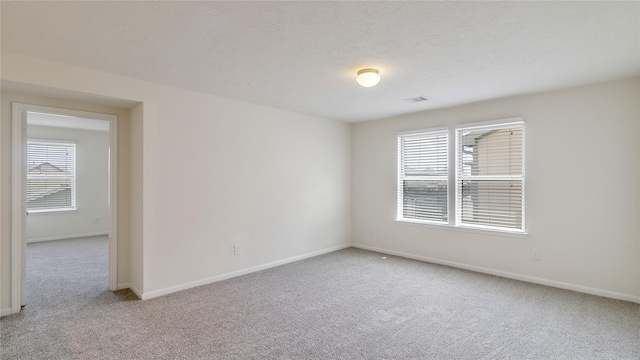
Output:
top-left (27, 232), bottom-right (109, 243)
top-left (141, 243), bottom-right (351, 300)
top-left (352, 243), bottom-right (640, 304)
top-left (1, 307), bottom-right (15, 317)
top-left (129, 284), bottom-right (143, 299)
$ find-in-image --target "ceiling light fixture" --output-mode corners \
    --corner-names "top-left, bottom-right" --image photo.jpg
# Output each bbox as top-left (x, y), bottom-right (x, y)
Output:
top-left (356, 68), bottom-right (381, 88)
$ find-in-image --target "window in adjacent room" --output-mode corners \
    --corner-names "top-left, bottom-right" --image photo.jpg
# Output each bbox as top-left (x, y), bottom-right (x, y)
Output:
top-left (397, 128), bottom-right (449, 224)
top-left (455, 121), bottom-right (524, 232)
top-left (26, 140), bottom-right (76, 213)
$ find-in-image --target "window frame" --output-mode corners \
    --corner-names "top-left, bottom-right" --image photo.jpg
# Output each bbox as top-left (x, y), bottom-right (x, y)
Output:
top-left (26, 139), bottom-right (77, 214)
top-left (396, 127), bottom-right (450, 225)
top-left (454, 118), bottom-right (525, 233)
top-left (396, 118), bottom-right (525, 236)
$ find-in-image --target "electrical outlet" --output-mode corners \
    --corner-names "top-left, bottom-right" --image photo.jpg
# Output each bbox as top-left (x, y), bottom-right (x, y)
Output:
top-left (94, 217), bottom-right (101, 224)
top-left (234, 245), bottom-right (241, 256)
top-left (532, 250), bottom-right (540, 261)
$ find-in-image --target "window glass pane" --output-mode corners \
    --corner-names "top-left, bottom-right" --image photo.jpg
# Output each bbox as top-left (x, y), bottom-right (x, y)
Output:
top-left (456, 122), bottom-right (524, 231)
top-left (459, 127), bottom-right (523, 176)
top-left (398, 130), bottom-right (448, 223)
top-left (403, 179), bottom-right (448, 222)
top-left (26, 141), bottom-right (76, 211)
top-left (401, 134), bottom-right (448, 177)
top-left (459, 180), bottom-right (522, 229)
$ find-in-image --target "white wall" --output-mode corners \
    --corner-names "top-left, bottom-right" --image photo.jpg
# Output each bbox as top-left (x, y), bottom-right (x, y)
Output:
top-left (26, 124), bottom-right (109, 242)
top-left (146, 92), bottom-right (351, 294)
top-left (1, 52), bottom-right (352, 311)
top-left (129, 103), bottom-right (144, 296)
top-left (352, 77), bottom-right (640, 301)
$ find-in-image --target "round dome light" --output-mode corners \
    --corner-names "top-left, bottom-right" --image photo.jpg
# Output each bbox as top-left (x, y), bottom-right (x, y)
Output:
top-left (356, 68), bottom-right (381, 87)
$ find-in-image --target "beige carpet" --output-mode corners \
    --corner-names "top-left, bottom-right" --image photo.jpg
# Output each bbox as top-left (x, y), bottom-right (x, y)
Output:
top-left (1, 237), bottom-right (639, 359)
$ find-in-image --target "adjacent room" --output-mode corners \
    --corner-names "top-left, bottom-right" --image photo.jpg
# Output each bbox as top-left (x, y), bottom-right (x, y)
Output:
top-left (23, 110), bottom-right (112, 314)
top-left (1, 1), bottom-right (639, 359)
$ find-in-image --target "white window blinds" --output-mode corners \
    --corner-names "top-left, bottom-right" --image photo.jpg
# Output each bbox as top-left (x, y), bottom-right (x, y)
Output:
top-left (26, 140), bottom-right (76, 212)
top-left (455, 122), bottom-right (524, 231)
top-left (398, 129), bottom-right (448, 223)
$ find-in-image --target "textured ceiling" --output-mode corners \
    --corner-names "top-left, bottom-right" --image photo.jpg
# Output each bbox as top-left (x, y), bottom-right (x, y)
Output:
top-left (2, 1), bottom-right (639, 122)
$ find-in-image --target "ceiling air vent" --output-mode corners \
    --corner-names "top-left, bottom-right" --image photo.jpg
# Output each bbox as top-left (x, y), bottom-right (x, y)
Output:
top-left (403, 96), bottom-right (429, 103)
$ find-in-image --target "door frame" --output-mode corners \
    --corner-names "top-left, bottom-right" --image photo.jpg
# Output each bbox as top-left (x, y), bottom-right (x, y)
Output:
top-left (11, 103), bottom-right (118, 313)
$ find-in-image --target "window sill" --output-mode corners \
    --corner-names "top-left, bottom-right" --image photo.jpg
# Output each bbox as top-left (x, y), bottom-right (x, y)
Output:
top-left (28, 209), bottom-right (78, 216)
top-left (395, 218), bottom-right (528, 238)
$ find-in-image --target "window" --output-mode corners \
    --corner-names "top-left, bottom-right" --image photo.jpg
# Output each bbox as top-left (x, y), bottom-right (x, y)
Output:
top-left (397, 119), bottom-right (525, 233)
top-left (26, 140), bottom-right (76, 213)
top-left (397, 128), bottom-right (449, 223)
top-left (455, 121), bottom-right (524, 231)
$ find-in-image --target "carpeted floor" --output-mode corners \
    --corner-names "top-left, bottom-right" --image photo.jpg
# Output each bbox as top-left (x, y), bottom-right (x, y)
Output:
top-left (1, 238), bottom-right (639, 359)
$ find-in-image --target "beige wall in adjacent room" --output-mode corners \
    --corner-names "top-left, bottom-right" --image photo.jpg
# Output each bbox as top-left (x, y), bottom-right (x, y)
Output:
top-left (1, 90), bottom-right (132, 311)
top-left (352, 77), bottom-right (640, 300)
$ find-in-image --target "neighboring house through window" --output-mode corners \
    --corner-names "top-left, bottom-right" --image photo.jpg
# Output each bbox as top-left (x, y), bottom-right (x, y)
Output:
top-left (397, 118), bottom-right (524, 233)
top-left (26, 140), bottom-right (76, 213)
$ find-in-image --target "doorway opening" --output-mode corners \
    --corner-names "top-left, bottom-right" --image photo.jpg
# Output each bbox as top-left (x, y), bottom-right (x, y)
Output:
top-left (11, 103), bottom-right (118, 313)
